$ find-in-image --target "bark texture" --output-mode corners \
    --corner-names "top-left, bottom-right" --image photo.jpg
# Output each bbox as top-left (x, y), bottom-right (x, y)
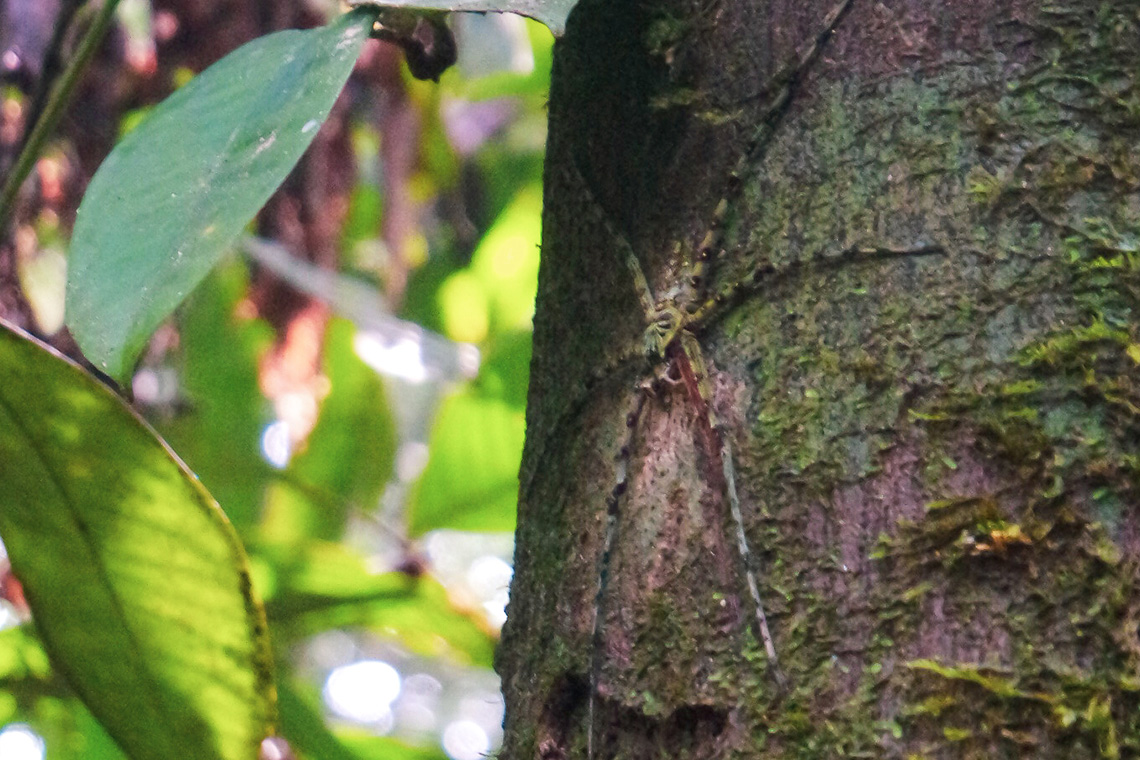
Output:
top-left (498, 1), bottom-right (1140, 757)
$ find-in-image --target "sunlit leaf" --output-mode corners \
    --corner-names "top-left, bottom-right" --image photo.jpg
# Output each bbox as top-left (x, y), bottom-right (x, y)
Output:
top-left (66, 9), bottom-right (376, 382)
top-left (468, 183), bottom-right (542, 333)
top-left (455, 19), bottom-right (554, 101)
top-left (436, 184), bottom-right (541, 344)
top-left (403, 186), bottom-right (539, 537)
top-left (277, 681), bottom-right (361, 760)
top-left (278, 681), bottom-right (446, 760)
top-left (260, 541), bottom-right (417, 623)
top-left (477, 329), bottom-right (532, 409)
top-left (356, 575), bottom-right (498, 666)
top-left (0, 322), bottom-right (274, 760)
top-left (72, 705), bottom-right (130, 760)
top-left (337, 733), bottom-right (449, 760)
top-left (0, 625), bottom-right (51, 684)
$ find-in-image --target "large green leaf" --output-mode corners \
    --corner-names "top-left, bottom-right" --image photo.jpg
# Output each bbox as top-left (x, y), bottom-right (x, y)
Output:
top-left (66, 9), bottom-right (376, 383)
top-left (0, 322), bottom-right (274, 760)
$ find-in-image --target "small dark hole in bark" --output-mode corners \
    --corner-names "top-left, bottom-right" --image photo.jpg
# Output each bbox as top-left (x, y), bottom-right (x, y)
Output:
top-left (537, 674), bottom-right (589, 760)
top-left (668, 704), bottom-right (728, 739)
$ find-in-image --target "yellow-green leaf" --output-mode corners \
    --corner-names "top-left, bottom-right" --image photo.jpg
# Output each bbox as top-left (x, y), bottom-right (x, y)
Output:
top-left (0, 322), bottom-right (274, 760)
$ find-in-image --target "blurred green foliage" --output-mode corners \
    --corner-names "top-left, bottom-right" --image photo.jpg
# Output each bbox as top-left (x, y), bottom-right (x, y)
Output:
top-left (0, 9), bottom-right (551, 760)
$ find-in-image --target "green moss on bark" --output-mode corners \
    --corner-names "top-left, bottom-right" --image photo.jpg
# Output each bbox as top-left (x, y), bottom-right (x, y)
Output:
top-left (501, 2), bottom-right (1140, 758)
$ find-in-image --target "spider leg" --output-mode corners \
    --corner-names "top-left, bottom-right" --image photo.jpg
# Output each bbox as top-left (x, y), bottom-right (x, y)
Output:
top-left (670, 330), bottom-right (784, 685)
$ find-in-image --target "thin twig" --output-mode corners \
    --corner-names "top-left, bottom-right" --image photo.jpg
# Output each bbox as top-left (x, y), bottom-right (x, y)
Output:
top-left (21, 0), bottom-right (89, 147)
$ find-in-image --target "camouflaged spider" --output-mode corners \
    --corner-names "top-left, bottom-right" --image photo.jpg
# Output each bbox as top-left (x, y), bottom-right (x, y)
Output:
top-left (565, 2), bottom-right (857, 756)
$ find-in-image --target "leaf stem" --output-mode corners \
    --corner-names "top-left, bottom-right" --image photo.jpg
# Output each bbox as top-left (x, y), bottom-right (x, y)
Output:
top-left (22, 0), bottom-right (90, 142)
top-left (0, 0), bottom-right (121, 235)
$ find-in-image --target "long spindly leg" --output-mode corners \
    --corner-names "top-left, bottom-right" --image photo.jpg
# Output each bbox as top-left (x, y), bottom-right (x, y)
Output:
top-left (561, 157), bottom-right (673, 759)
top-left (673, 330), bottom-right (785, 688)
top-left (588, 389), bottom-right (648, 760)
top-left (679, 0), bottom-right (857, 321)
top-left (720, 422), bottom-right (785, 687)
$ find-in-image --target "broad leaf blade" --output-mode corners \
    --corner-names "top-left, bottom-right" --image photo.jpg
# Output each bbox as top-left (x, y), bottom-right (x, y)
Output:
top-left (66, 10), bottom-right (375, 382)
top-left (0, 322), bottom-right (274, 760)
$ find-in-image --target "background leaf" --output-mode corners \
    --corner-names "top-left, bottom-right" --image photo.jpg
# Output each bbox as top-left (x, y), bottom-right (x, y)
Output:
top-left (1, 4), bottom-right (548, 757)
top-left (403, 185), bottom-right (541, 537)
top-left (260, 541), bottom-right (496, 666)
top-left (154, 259), bottom-right (274, 532)
top-left (65, 9), bottom-right (376, 382)
top-left (278, 681), bottom-right (446, 760)
top-left (408, 389), bottom-right (523, 536)
top-left (0, 323), bottom-right (274, 760)
top-left (261, 319), bottom-right (398, 543)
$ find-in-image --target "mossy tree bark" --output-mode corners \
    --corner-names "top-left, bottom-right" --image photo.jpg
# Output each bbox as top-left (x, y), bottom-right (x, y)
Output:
top-left (498, 0), bottom-right (1140, 757)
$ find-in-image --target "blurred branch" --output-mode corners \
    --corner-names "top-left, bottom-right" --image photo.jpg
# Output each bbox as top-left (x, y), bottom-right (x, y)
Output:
top-left (273, 469), bottom-right (410, 546)
top-left (264, 586), bottom-right (417, 623)
top-left (22, 0), bottom-right (88, 144)
top-left (0, 0), bottom-right (120, 234)
top-left (241, 236), bottom-right (480, 383)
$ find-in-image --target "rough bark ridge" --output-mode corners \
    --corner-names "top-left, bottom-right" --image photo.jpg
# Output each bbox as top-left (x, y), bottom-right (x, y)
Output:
top-left (499, 0), bottom-right (1140, 757)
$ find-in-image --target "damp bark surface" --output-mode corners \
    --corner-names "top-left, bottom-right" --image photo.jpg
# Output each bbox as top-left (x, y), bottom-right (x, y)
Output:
top-left (497, 1), bottom-right (1140, 758)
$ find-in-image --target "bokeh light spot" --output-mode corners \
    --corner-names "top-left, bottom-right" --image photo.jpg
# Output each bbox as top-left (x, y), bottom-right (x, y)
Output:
top-left (324, 660), bottom-right (402, 724)
top-left (442, 719), bottom-right (489, 760)
top-left (260, 420), bottom-right (292, 469)
top-left (0, 724), bottom-right (45, 760)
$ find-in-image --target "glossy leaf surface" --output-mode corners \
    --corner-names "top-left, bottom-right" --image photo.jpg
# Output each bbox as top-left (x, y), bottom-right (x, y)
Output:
top-left (66, 10), bottom-right (375, 382)
top-left (0, 322), bottom-right (274, 760)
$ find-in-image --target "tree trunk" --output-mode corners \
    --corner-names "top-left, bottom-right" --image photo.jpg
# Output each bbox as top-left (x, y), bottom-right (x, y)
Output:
top-left (498, 0), bottom-right (1140, 757)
